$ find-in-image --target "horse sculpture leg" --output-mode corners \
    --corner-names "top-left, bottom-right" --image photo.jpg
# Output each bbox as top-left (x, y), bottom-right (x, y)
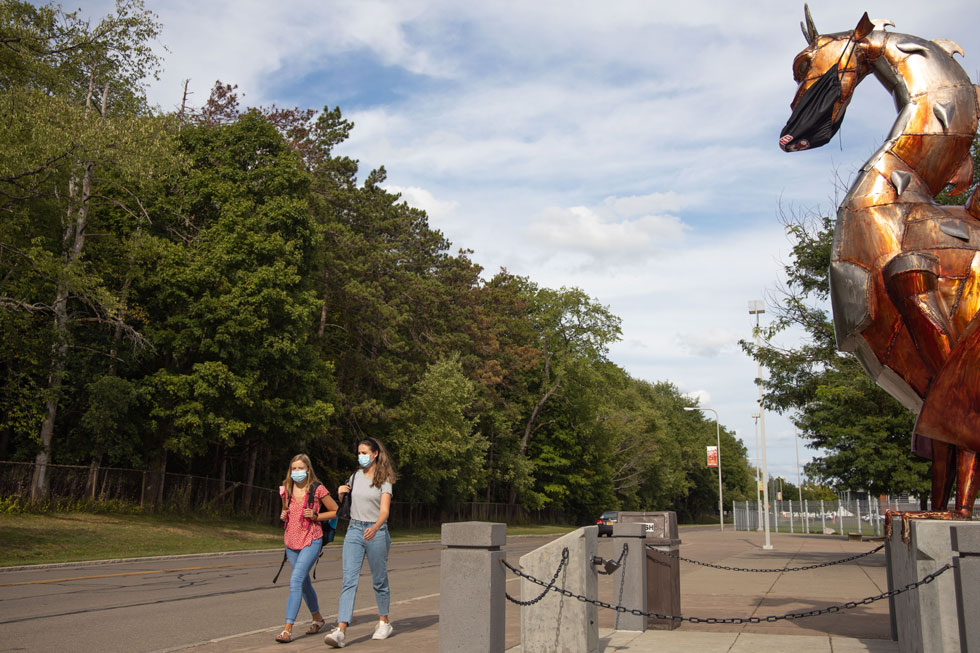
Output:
top-left (930, 440), bottom-right (956, 511)
top-left (953, 449), bottom-right (980, 518)
top-left (882, 253), bottom-right (952, 374)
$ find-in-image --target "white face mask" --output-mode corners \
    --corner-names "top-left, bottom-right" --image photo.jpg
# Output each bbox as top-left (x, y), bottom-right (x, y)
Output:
top-left (358, 453), bottom-right (372, 468)
top-left (291, 470), bottom-right (307, 482)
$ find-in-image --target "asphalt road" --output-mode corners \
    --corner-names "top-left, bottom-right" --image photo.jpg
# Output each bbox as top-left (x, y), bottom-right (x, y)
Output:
top-left (0, 534), bottom-right (564, 653)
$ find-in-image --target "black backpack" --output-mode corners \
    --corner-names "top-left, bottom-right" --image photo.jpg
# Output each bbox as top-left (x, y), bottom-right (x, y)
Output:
top-left (273, 481), bottom-right (335, 583)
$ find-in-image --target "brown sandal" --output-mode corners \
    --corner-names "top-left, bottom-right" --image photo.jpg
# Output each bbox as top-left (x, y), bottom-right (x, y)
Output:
top-left (275, 629), bottom-right (292, 643)
top-left (305, 619), bottom-right (326, 635)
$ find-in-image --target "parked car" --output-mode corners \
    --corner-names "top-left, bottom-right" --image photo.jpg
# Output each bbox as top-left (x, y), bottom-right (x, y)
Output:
top-left (596, 510), bottom-right (618, 537)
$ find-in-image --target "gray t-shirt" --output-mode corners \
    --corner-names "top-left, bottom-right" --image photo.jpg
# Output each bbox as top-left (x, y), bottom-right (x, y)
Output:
top-left (349, 469), bottom-right (393, 523)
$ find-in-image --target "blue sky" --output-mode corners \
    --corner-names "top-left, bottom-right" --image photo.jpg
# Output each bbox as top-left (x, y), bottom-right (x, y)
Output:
top-left (73, 0), bottom-right (980, 487)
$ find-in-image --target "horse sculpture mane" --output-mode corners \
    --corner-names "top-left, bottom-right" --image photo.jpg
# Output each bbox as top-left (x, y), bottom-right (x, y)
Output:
top-left (782, 4), bottom-right (980, 521)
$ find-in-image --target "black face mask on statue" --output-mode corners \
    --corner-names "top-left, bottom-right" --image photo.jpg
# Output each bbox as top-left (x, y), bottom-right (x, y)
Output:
top-left (779, 64), bottom-right (844, 152)
top-left (779, 36), bottom-right (855, 152)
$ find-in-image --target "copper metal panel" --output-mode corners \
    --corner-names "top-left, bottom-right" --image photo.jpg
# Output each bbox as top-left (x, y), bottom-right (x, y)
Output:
top-left (901, 87), bottom-right (979, 136)
top-left (903, 201), bottom-right (954, 223)
top-left (837, 205), bottom-right (903, 265)
top-left (837, 171), bottom-right (900, 211)
top-left (902, 216), bottom-right (980, 251)
top-left (889, 37), bottom-right (974, 98)
top-left (892, 134), bottom-right (975, 195)
top-left (936, 247), bottom-right (976, 278)
top-left (829, 261), bottom-right (871, 347)
top-left (937, 277), bottom-right (963, 338)
top-left (951, 253), bottom-right (980, 335)
top-left (968, 187), bottom-right (980, 219)
top-left (870, 152), bottom-right (933, 203)
top-left (858, 271), bottom-right (900, 358)
top-left (885, 326), bottom-right (931, 395)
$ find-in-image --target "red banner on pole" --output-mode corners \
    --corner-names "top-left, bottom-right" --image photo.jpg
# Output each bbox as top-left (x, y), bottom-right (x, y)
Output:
top-left (706, 446), bottom-right (718, 468)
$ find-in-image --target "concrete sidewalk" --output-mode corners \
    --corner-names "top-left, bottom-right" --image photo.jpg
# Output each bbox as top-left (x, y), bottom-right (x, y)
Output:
top-left (177, 527), bottom-right (899, 652)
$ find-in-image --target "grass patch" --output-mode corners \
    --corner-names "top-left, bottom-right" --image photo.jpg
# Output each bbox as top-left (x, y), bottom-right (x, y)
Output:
top-left (0, 512), bottom-right (283, 567)
top-left (0, 513), bottom-right (578, 567)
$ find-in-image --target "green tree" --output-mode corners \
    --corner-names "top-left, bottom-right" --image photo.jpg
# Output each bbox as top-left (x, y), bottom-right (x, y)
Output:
top-left (0, 0), bottom-right (178, 499)
top-left (134, 110), bottom-right (333, 501)
top-left (390, 354), bottom-right (487, 506)
top-left (508, 285), bottom-right (622, 505)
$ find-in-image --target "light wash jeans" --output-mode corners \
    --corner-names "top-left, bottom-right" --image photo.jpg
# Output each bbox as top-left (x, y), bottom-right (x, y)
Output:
top-left (284, 537), bottom-right (322, 624)
top-left (338, 520), bottom-right (390, 623)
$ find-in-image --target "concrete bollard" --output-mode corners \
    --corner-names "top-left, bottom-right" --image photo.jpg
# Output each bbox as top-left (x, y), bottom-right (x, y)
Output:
top-left (886, 520), bottom-right (962, 652)
top-left (440, 521), bottom-right (507, 653)
top-left (611, 523), bottom-right (647, 632)
top-left (950, 523), bottom-right (980, 653)
top-left (643, 511), bottom-right (681, 630)
top-left (520, 525), bottom-right (599, 653)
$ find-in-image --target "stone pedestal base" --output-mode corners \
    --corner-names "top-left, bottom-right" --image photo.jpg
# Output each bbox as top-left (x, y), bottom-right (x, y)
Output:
top-left (520, 525), bottom-right (598, 653)
top-left (886, 519), bottom-right (978, 653)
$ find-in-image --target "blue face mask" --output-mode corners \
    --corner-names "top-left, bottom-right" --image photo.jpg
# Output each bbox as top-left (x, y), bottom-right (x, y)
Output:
top-left (290, 470), bottom-right (307, 483)
top-left (358, 454), bottom-right (373, 468)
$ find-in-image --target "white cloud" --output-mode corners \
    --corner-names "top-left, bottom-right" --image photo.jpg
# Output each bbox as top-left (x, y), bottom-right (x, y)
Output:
top-left (676, 328), bottom-right (740, 358)
top-left (685, 389), bottom-right (712, 405)
top-left (603, 191), bottom-right (693, 216)
top-left (384, 185), bottom-right (459, 225)
top-left (525, 204), bottom-right (687, 268)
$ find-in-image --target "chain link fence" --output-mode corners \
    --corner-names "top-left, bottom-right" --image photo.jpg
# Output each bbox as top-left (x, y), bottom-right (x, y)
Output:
top-left (0, 460), bottom-right (281, 521)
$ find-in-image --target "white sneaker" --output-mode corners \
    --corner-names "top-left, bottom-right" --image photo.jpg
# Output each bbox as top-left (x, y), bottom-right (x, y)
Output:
top-left (323, 627), bottom-right (345, 648)
top-left (372, 620), bottom-right (393, 640)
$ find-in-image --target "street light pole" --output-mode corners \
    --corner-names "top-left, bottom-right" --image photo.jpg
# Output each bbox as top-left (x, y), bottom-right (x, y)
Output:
top-left (794, 424), bottom-right (803, 506)
top-left (749, 300), bottom-right (773, 550)
top-left (753, 412), bottom-right (762, 531)
top-left (685, 406), bottom-right (723, 531)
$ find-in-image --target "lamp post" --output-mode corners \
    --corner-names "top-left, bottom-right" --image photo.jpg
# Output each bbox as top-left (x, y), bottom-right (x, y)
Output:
top-left (749, 299), bottom-right (773, 550)
top-left (684, 406), bottom-right (723, 531)
top-left (753, 412), bottom-right (762, 531)
top-left (794, 424), bottom-right (803, 506)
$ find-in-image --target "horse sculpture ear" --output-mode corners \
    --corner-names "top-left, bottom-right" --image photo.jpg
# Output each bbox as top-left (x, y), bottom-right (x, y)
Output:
top-left (852, 12), bottom-right (874, 41)
top-left (800, 3), bottom-right (818, 45)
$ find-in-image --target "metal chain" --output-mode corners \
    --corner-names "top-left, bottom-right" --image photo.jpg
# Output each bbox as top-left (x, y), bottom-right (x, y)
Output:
top-left (502, 547), bottom-right (569, 606)
top-left (645, 543), bottom-right (885, 573)
top-left (500, 553), bottom-right (950, 624)
top-left (596, 543), bottom-right (629, 575)
top-left (613, 544), bottom-right (628, 630)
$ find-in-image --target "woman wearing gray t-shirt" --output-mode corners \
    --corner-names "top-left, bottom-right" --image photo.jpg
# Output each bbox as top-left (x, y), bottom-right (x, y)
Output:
top-left (323, 437), bottom-right (397, 648)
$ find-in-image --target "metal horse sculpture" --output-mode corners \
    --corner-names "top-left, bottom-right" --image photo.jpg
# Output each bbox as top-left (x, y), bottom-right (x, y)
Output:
top-left (780, 6), bottom-right (980, 522)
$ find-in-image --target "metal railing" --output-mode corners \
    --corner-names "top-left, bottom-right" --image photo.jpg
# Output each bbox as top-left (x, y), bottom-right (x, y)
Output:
top-left (732, 497), bottom-right (979, 535)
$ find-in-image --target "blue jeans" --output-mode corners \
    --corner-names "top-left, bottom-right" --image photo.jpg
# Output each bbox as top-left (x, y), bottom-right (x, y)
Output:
top-left (338, 520), bottom-right (390, 623)
top-left (284, 538), bottom-right (322, 624)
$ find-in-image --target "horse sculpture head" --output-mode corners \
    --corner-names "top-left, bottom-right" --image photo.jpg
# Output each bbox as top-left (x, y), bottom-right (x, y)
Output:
top-left (780, 6), bottom-right (879, 152)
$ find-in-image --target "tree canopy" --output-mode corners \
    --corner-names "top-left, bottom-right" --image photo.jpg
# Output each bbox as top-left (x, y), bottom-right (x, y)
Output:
top-left (0, 0), bottom-right (757, 521)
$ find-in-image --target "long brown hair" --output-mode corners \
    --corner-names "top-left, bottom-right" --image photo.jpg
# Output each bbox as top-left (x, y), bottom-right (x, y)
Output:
top-left (283, 453), bottom-right (320, 497)
top-left (360, 437), bottom-right (397, 488)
